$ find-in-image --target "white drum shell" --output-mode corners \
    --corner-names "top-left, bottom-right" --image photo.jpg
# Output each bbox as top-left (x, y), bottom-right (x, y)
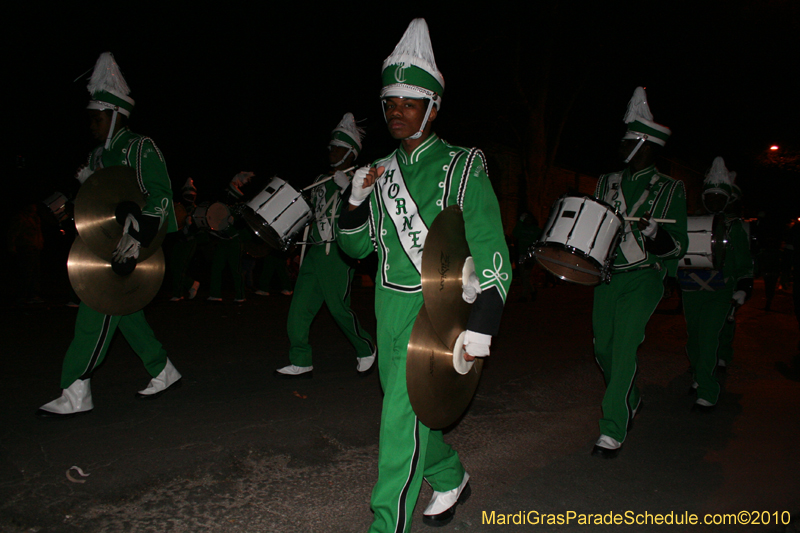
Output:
top-left (679, 215), bottom-right (716, 269)
top-left (539, 196), bottom-right (622, 269)
top-left (245, 177), bottom-right (312, 249)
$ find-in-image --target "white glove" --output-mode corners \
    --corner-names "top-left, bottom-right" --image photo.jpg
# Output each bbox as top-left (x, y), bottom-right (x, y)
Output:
top-left (75, 165), bottom-right (93, 185)
top-left (349, 166), bottom-right (375, 206)
top-left (463, 330), bottom-right (491, 358)
top-left (732, 290), bottom-right (746, 306)
top-left (112, 213), bottom-right (141, 263)
top-left (640, 215), bottom-right (658, 238)
top-left (333, 170), bottom-right (351, 190)
top-left (461, 256), bottom-right (482, 304)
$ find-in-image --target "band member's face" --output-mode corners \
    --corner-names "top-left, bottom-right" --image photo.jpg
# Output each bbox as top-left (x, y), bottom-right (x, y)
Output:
top-left (88, 110), bottom-right (112, 143)
top-left (703, 192), bottom-right (728, 214)
top-left (383, 97), bottom-right (436, 140)
top-left (329, 145), bottom-right (350, 166)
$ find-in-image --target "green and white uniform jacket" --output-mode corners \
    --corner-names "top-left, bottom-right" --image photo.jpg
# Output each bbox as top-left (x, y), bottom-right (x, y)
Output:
top-left (87, 127), bottom-right (178, 239)
top-left (338, 134), bottom-right (511, 336)
top-left (595, 165), bottom-right (688, 275)
top-left (308, 173), bottom-right (346, 249)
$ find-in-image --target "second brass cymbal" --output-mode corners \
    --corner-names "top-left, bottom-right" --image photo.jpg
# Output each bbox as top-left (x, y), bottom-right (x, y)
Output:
top-left (407, 305), bottom-right (483, 429)
top-left (74, 166), bottom-right (167, 261)
top-left (421, 205), bottom-right (472, 348)
top-left (68, 235), bottom-right (165, 316)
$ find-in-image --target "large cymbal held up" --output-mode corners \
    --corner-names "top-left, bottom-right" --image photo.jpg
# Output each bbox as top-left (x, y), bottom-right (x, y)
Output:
top-left (68, 236), bottom-right (165, 316)
top-left (74, 166), bottom-right (167, 262)
top-left (407, 206), bottom-right (483, 429)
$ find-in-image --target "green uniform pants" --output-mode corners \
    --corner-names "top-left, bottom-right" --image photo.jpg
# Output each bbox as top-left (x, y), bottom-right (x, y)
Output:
top-left (593, 267), bottom-right (665, 443)
top-left (287, 244), bottom-right (374, 367)
top-left (60, 303), bottom-right (168, 388)
top-left (369, 289), bottom-right (465, 533)
top-left (682, 287), bottom-right (732, 405)
top-left (717, 316), bottom-right (735, 365)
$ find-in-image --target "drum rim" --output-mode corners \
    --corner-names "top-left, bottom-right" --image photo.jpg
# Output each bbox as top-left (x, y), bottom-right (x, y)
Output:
top-left (532, 243), bottom-right (604, 276)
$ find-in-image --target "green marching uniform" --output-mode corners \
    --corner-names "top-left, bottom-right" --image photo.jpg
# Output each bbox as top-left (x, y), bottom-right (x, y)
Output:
top-left (338, 134), bottom-right (512, 532)
top-left (286, 173), bottom-right (376, 368)
top-left (62, 126), bottom-right (178, 388)
top-left (38, 53), bottom-right (180, 417)
top-left (679, 157), bottom-right (753, 407)
top-left (680, 218), bottom-right (753, 404)
top-left (593, 165), bottom-right (688, 443)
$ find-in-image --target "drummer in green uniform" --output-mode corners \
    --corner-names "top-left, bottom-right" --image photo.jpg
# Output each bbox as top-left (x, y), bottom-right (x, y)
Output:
top-left (274, 113), bottom-right (376, 378)
top-left (678, 157), bottom-right (753, 411)
top-left (591, 87), bottom-right (688, 457)
top-left (37, 52), bottom-right (181, 417)
top-left (337, 19), bottom-right (511, 530)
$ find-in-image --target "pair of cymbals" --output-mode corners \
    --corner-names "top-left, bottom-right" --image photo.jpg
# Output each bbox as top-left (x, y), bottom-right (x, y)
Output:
top-left (407, 206), bottom-right (482, 429)
top-left (68, 166), bottom-right (165, 315)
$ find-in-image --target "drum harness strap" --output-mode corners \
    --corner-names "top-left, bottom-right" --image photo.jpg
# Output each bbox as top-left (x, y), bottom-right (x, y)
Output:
top-left (299, 182), bottom-right (340, 266)
top-left (608, 172), bottom-right (661, 269)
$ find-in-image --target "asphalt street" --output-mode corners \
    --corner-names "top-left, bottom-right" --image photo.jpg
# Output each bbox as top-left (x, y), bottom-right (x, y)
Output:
top-left (1, 275), bottom-right (799, 533)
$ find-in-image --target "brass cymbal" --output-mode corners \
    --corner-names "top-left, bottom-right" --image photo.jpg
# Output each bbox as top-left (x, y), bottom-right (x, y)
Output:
top-left (420, 205), bottom-right (472, 348)
top-left (74, 166), bottom-right (167, 261)
top-left (407, 306), bottom-right (483, 429)
top-left (68, 236), bottom-right (165, 316)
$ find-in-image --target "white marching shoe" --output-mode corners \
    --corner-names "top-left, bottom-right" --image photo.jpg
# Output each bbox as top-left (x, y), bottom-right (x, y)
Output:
top-left (273, 364), bottom-right (313, 379)
top-left (36, 379), bottom-right (94, 417)
top-left (423, 472), bottom-right (471, 527)
top-left (136, 359), bottom-right (182, 399)
top-left (356, 353), bottom-right (376, 374)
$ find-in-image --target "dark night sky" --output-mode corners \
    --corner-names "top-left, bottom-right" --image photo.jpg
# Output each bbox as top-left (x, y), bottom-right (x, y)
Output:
top-left (4, 2), bottom-right (800, 217)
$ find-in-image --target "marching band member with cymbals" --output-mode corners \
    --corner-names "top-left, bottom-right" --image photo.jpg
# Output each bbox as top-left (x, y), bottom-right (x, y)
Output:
top-left (274, 113), bottom-right (376, 378)
top-left (591, 87), bottom-right (688, 457)
top-left (37, 52), bottom-right (181, 417)
top-left (679, 158), bottom-right (753, 411)
top-left (337, 19), bottom-right (511, 531)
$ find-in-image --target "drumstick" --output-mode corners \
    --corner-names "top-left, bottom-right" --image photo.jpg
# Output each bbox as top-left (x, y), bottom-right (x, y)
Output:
top-left (301, 167), bottom-right (356, 191)
top-left (623, 216), bottom-right (676, 224)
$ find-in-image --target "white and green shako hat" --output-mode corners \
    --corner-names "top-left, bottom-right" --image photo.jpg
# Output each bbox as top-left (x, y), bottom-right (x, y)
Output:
top-left (380, 18), bottom-right (444, 140)
top-left (329, 112), bottom-right (365, 167)
top-left (622, 87), bottom-right (671, 163)
top-left (86, 52), bottom-right (135, 149)
top-left (703, 157), bottom-right (734, 198)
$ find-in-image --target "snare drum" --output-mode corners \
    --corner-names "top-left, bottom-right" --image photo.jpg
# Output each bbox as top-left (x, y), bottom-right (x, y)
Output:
top-left (531, 195), bottom-right (623, 285)
top-left (193, 202), bottom-right (233, 232)
top-left (678, 215), bottom-right (726, 269)
top-left (242, 177), bottom-right (312, 251)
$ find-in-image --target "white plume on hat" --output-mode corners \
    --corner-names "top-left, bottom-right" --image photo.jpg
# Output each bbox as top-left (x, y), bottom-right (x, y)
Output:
top-left (382, 18), bottom-right (444, 89)
top-left (331, 112), bottom-right (365, 153)
top-left (87, 52), bottom-right (132, 106)
top-left (623, 87), bottom-right (654, 124)
top-left (704, 157), bottom-right (732, 187)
